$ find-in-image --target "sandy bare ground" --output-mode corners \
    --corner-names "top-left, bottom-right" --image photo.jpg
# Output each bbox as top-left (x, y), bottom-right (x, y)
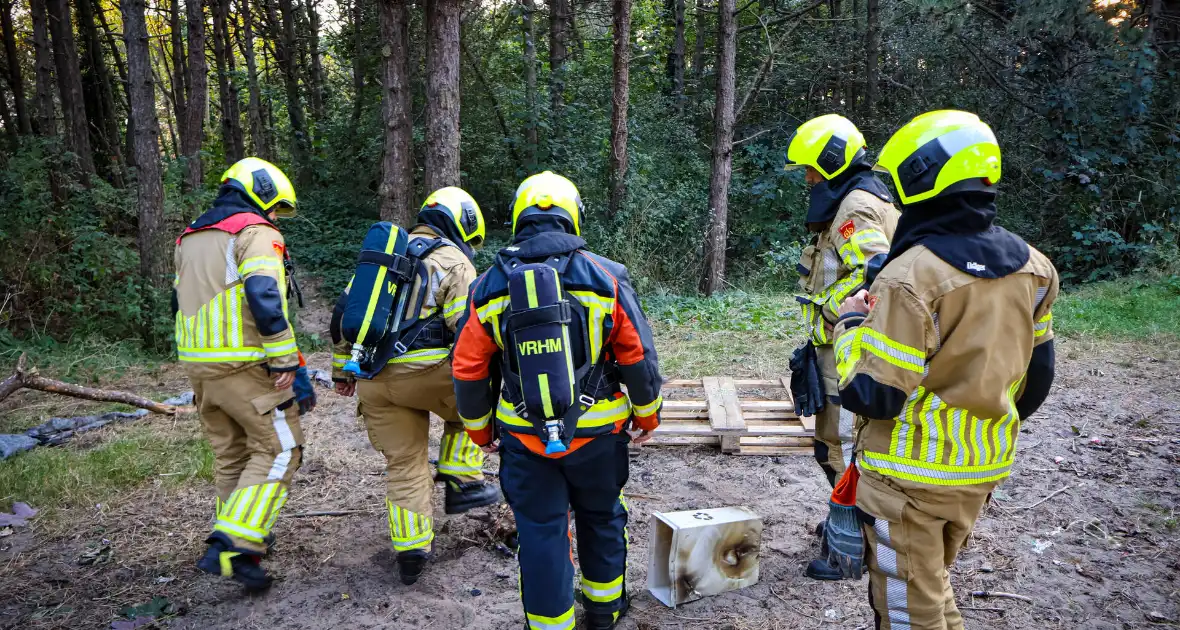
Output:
top-left (1, 337), bottom-right (1178, 629)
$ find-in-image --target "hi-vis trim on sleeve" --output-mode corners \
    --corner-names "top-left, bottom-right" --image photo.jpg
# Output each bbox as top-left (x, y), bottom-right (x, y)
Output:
top-left (836, 327), bottom-right (926, 381)
top-left (263, 338), bottom-right (298, 358)
top-left (477, 296), bottom-right (510, 323)
top-left (461, 409), bottom-right (492, 431)
top-left (632, 395), bottom-right (663, 417)
top-left (443, 296), bottom-right (467, 319)
top-left (1034, 312), bottom-right (1052, 337)
top-left (839, 230), bottom-right (889, 266)
top-left (580, 575), bottom-right (624, 603)
top-left (238, 256), bottom-right (283, 276)
top-left (332, 353), bottom-right (350, 369)
top-left (526, 606), bottom-right (576, 630)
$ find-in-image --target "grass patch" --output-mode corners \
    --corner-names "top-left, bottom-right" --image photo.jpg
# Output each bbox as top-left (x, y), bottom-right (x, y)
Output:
top-left (644, 292), bottom-right (803, 377)
top-left (0, 426), bottom-right (212, 512)
top-left (1055, 276), bottom-right (1180, 340)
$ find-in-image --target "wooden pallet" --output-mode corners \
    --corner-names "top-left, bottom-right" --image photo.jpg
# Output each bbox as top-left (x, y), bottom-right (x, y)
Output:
top-left (649, 377), bottom-right (814, 456)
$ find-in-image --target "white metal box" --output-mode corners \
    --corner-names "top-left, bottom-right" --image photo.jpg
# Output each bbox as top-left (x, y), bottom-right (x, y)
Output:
top-left (646, 506), bottom-right (762, 608)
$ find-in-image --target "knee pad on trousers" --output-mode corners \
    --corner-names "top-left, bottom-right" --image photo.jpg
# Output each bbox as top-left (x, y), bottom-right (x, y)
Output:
top-left (814, 441), bottom-right (837, 488)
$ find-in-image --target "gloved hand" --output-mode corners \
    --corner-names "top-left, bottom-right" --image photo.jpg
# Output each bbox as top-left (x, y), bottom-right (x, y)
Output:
top-left (293, 366), bottom-right (317, 415)
top-left (824, 501), bottom-right (865, 579)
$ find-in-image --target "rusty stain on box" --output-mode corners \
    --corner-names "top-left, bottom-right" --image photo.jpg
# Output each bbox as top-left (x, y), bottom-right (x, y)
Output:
top-left (647, 506), bottom-right (762, 607)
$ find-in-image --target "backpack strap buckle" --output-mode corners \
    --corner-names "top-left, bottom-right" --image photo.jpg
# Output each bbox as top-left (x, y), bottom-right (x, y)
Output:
top-left (578, 393), bottom-right (596, 408)
top-left (393, 341), bottom-right (408, 355)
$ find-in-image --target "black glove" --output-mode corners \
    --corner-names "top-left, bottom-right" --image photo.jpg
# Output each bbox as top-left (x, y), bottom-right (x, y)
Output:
top-left (293, 366), bottom-right (317, 415)
top-left (789, 342), bottom-right (826, 417)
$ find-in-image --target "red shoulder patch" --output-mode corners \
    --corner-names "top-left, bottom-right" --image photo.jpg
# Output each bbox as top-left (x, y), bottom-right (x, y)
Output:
top-left (272, 240), bottom-right (285, 256)
top-left (839, 220), bottom-right (856, 240)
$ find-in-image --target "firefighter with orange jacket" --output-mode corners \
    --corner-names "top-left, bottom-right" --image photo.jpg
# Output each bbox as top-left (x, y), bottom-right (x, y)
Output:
top-left (451, 172), bottom-right (663, 630)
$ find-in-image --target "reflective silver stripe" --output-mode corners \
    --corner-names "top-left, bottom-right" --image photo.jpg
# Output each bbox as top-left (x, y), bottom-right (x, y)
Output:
top-left (895, 387), bottom-right (923, 458)
top-left (177, 348), bottom-right (266, 360)
top-left (268, 407), bottom-right (298, 480)
top-left (210, 294), bottom-right (223, 348)
top-left (224, 238), bottom-right (239, 284)
top-left (228, 285), bottom-right (241, 346)
top-left (951, 408), bottom-right (967, 467)
top-left (262, 488), bottom-right (289, 531)
top-left (527, 615), bottom-right (576, 630)
top-left (462, 411), bottom-right (492, 431)
top-left (861, 452), bottom-right (1011, 483)
top-left (924, 394), bottom-right (943, 464)
top-left (858, 332), bottom-right (925, 372)
top-left (1034, 286), bottom-right (1048, 309)
top-left (248, 482), bottom-right (278, 529)
top-left (579, 578), bottom-right (623, 600)
top-left (930, 313), bottom-right (941, 352)
top-left (873, 521), bottom-right (912, 630)
top-left (230, 486), bottom-right (256, 523)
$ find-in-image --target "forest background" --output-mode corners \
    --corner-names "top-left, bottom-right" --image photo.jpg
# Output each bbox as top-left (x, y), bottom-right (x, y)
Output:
top-left (0, 0), bottom-right (1177, 356)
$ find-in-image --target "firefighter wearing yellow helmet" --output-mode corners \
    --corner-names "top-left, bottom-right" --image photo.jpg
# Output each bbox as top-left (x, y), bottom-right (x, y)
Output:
top-left (329, 187), bottom-right (499, 586)
top-left (782, 115), bottom-right (900, 580)
top-left (817, 111), bottom-right (1059, 630)
top-left (176, 157), bottom-right (316, 590)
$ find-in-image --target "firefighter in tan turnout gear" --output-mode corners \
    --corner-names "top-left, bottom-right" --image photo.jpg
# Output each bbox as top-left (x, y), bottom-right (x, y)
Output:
top-left (818, 110), bottom-right (1059, 630)
top-left (782, 114), bottom-right (899, 581)
top-left (331, 188), bottom-right (500, 586)
top-left (176, 158), bottom-right (316, 590)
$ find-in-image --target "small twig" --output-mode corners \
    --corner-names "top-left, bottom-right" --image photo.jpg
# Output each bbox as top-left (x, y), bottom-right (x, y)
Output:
top-left (623, 492), bottom-right (660, 500)
top-left (287, 509), bottom-right (370, 518)
top-left (959, 606), bottom-right (1006, 614)
top-left (1011, 486), bottom-right (1071, 510)
top-left (971, 591), bottom-right (1035, 604)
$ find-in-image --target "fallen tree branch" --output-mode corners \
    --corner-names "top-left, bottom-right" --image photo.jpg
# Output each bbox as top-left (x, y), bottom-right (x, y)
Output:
top-left (287, 509), bottom-right (372, 518)
top-left (1015, 485), bottom-right (1071, 510)
top-left (970, 591), bottom-right (1035, 604)
top-left (0, 353), bottom-right (177, 414)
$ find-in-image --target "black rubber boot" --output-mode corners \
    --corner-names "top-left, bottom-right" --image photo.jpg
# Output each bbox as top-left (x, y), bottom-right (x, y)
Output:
top-left (397, 549), bottom-right (429, 585)
top-left (442, 477), bottom-right (501, 515)
top-left (804, 558), bottom-right (843, 581)
top-left (196, 532), bottom-right (273, 592)
top-left (585, 592), bottom-right (630, 630)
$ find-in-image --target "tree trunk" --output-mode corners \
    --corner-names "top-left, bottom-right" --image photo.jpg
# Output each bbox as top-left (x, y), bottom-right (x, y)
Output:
top-left (48, 0), bottom-right (96, 180)
top-left (94, 0), bottom-right (132, 112)
top-left (863, 0), bottom-right (879, 115)
top-left (350, 0), bottom-right (365, 125)
top-left (425, 0), bottom-right (461, 191)
top-left (691, 0), bottom-right (707, 95)
top-left (700, 0), bottom-right (735, 296)
top-left (29, 0), bottom-right (56, 138)
top-left (0, 1), bottom-right (31, 135)
top-left (607, 0), bottom-right (631, 218)
top-left (666, 0), bottom-right (685, 112)
top-left (378, 0), bottom-right (413, 225)
top-left (306, 0), bottom-right (326, 125)
top-left (237, 0), bottom-right (267, 159)
top-left (76, 0), bottom-right (124, 186)
top-left (521, 0), bottom-right (538, 168)
top-left (121, 0), bottom-right (168, 339)
top-left (0, 77), bottom-right (14, 145)
top-left (549, 0), bottom-right (569, 126)
top-left (213, 0), bottom-right (244, 162)
top-left (169, 0), bottom-right (187, 140)
top-left (180, 0), bottom-right (207, 192)
top-left (276, 0), bottom-right (311, 185)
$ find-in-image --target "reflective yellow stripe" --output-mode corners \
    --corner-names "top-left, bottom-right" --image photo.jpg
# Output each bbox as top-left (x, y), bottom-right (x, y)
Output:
top-left (438, 431), bottom-right (484, 475)
top-left (495, 396), bottom-right (632, 429)
top-left (237, 256), bottom-right (283, 276)
top-left (580, 575), bottom-right (624, 603)
top-left (332, 353), bottom-right (350, 368)
top-left (390, 348), bottom-right (450, 364)
top-left (631, 395), bottom-right (663, 417)
top-left (838, 229), bottom-right (888, 266)
top-left (859, 450), bottom-right (1013, 486)
top-left (837, 326), bottom-right (925, 382)
top-left (356, 228), bottom-right (401, 344)
top-left (525, 268), bottom-right (539, 308)
top-left (526, 606), bottom-right (575, 630)
top-left (538, 373), bottom-right (554, 418)
top-left (178, 347), bottom-right (267, 362)
top-left (387, 501), bottom-right (434, 551)
top-left (263, 338), bottom-right (298, 358)
top-left (477, 296), bottom-right (510, 323)
top-left (443, 296), bottom-right (466, 319)
top-left (1034, 312), bottom-right (1052, 337)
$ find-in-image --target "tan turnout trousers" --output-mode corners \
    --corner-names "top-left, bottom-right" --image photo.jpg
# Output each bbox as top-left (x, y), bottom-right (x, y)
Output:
top-left (857, 468), bottom-right (996, 630)
top-left (195, 365), bottom-right (304, 555)
top-left (357, 360), bottom-right (484, 552)
top-left (815, 345), bottom-right (854, 484)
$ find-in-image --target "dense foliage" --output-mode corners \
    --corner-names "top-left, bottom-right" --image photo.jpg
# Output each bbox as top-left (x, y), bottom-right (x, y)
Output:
top-left (0, 0), bottom-right (1177, 346)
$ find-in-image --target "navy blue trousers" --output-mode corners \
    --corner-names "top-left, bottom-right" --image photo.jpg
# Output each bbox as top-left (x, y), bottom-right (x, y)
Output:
top-left (499, 432), bottom-right (630, 629)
